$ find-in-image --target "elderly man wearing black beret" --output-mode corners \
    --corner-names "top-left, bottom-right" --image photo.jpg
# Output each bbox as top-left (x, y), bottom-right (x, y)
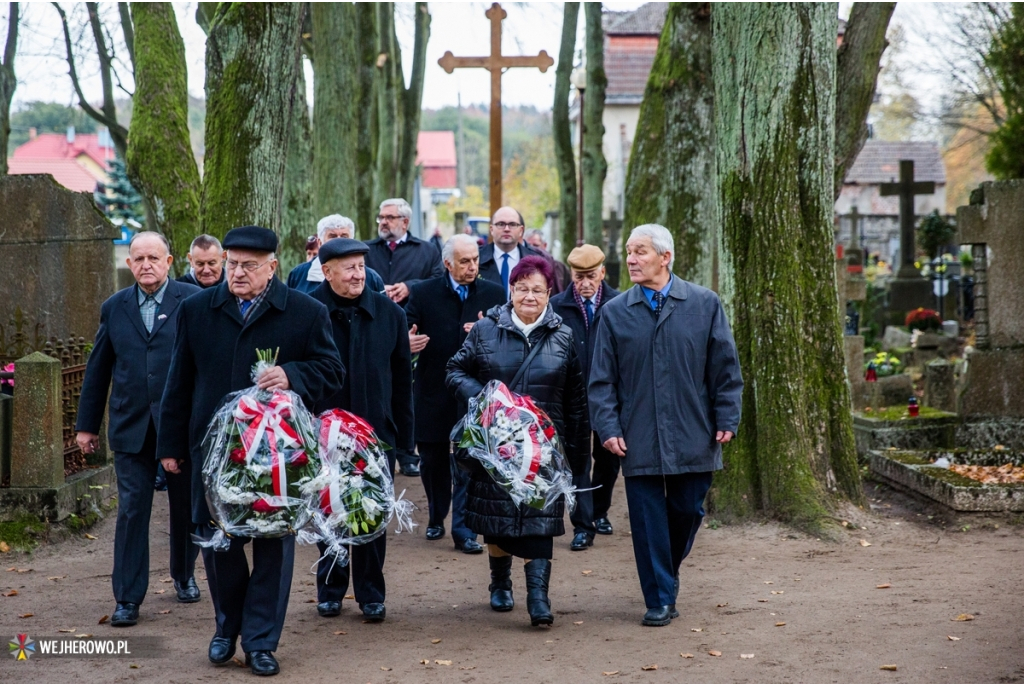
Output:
top-left (158, 226), bottom-right (344, 676)
top-left (307, 238), bottom-right (414, 625)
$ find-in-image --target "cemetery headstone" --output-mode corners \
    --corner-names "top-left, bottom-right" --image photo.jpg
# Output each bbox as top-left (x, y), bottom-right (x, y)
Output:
top-left (923, 359), bottom-right (956, 413)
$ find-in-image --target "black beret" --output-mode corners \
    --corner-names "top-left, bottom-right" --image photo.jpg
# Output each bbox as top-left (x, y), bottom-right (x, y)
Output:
top-left (318, 238), bottom-right (369, 264)
top-left (222, 225), bottom-right (278, 253)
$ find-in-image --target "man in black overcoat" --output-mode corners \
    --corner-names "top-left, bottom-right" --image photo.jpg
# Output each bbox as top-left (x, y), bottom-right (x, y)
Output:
top-left (404, 235), bottom-right (506, 554)
top-left (308, 238), bottom-right (414, 624)
top-left (549, 244), bottom-right (620, 551)
top-left (76, 232), bottom-right (201, 627)
top-left (477, 206), bottom-right (544, 297)
top-left (176, 234), bottom-right (225, 289)
top-left (157, 226), bottom-right (344, 676)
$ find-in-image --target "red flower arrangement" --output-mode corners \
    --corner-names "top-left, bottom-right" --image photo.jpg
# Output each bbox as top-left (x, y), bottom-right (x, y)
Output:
top-left (905, 307), bottom-right (942, 332)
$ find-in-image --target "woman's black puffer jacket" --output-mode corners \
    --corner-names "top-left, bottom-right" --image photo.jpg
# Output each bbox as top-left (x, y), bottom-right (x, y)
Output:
top-left (445, 302), bottom-right (590, 539)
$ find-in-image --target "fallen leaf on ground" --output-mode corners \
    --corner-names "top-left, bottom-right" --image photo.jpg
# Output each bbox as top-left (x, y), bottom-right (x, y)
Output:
top-left (435, 660), bottom-right (452, 666)
top-left (16, 568), bottom-right (32, 573)
top-left (740, 654), bottom-right (755, 659)
top-left (764, 581), bottom-right (773, 585)
top-left (129, 664), bottom-right (138, 669)
top-left (876, 583), bottom-right (891, 589)
top-left (771, 590), bottom-right (784, 595)
top-left (419, 659), bottom-right (429, 665)
top-left (6, 567), bottom-right (16, 571)
top-left (459, 666), bottom-right (476, 670)
top-left (582, 570), bottom-right (592, 576)
top-left (680, 653), bottom-right (694, 658)
top-left (380, 666), bottom-right (392, 671)
top-left (18, 613), bottom-right (33, 618)
top-left (2, 589), bottom-right (17, 597)
top-left (431, 638), bottom-right (441, 644)
top-left (58, 628), bottom-right (76, 633)
top-left (344, 594), bottom-right (355, 599)
top-left (155, 590), bottom-right (166, 595)
top-left (880, 664), bottom-right (898, 671)
top-left (98, 615), bottom-right (109, 624)
top-left (232, 657), bottom-right (245, 668)
top-left (947, 635), bottom-right (961, 641)
top-left (158, 610), bottom-right (171, 615)
top-left (602, 671), bottom-right (620, 676)
top-left (716, 603), bottom-right (729, 607)
top-left (573, 621), bottom-right (583, 625)
top-left (709, 650), bottom-right (722, 657)
top-left (83, 534), bottom-right (97, 540)
top-left (775, 622), bottom-right (786, 627)
top-left (859, 540), bottom-right (872, 547)
top-left (952, 614), bottom-right (974, 622)
top-left (950, 463), bottom-right (1024, 484)
top-left (641, 664), bottom-right (658, 671)
top-left (75, 634), bottom-right (93, 638)
top-left (305, 599), bottom-right (316, 603)
top-left (758, 599), bottom-right (768, 603)
top-left (48, 576), bottom-right (66, 580)
top-left (160, 578), bottom-right (173, 583)
top-left (0, 542), bottom-right (10, 553)
top-left (333, 631), bottom-right (347, 636)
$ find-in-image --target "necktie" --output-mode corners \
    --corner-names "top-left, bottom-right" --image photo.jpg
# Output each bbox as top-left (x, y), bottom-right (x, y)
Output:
top-left (457, 284), bottom-right (468, 302)
top-left (239, 299), bottom-right (253, 317)
top-left (584, 299), bottom-right (594, 326)
top-left (388, 240), bottom-right (398, 252)
top-left (500, 253), bottom-right (510, 293)
top-left (652, 292), bottom-right (666, 317)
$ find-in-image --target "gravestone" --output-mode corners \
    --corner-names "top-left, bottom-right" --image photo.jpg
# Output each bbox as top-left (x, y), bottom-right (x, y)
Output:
top-left (0, 175), bottom-right (120, 342)
top-left (10, 352), bottom-right (64, 488)
top-left (880, 160), bottom-right (934, 316)
top-left (924, 359), bottom-right (956, 413)
top-left (956, 180), bottom-right (1024, 418)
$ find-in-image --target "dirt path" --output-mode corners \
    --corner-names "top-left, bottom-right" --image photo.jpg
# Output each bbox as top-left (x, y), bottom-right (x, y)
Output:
top-left (3, 477), bottom-right (1023, 683)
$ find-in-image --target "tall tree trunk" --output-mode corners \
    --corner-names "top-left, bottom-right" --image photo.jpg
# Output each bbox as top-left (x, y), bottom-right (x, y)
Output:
top-left (834, 2), bottom-right (895, 200)
top-left (0, 3), bottom-right (17, 175)
top-left (374, 2), bottom-right (400, 203)
top-left (713, 3), bottom-right (861, 529)
top-left (553, 2), bottom-right (580, 255)
top-left (124, 3), bottom-right (201, 268)
top-left (280, 59), bottom-right (313, 275)
top-left (310, 3), bottom-right (359, 220)
top-left (201, 3), bottom-right (305, 238)
top-left (623, 2), bottom-right (715, 289)
top-left (396, 2), bottom-right (430, 204)
top-left (582, 2), bottom-right (607, 246)
top-left (355, 4), bottom-right (379, 240)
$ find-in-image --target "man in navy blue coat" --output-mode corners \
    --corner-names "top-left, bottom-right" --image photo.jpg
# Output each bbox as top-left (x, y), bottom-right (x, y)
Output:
top-left (76, 232), bottom-right (202, 628)
top-left (307, 238), bottom-right (414, 624)
top-left (158, 226), bottom-right (343, 676)
top-left (477, 206), bottom-right (545, 298)
top-left (288, 215), bottom-right (384, 294)
top-left (177, 234), bottom-right (225, 289)
top-left (549, 244), bottom-right (620, 552)
top-left (405, 235), bottom-right (506, 553)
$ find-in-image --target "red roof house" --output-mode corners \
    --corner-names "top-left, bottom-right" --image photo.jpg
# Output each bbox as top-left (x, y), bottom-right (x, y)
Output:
top-left (9, 130), bottom-right (115, 192)
top-left (416, 130), bottom-right (457, 189)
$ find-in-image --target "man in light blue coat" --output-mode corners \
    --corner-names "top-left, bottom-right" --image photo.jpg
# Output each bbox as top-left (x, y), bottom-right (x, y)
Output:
top-left (588, 224), bottom-right (743, 627)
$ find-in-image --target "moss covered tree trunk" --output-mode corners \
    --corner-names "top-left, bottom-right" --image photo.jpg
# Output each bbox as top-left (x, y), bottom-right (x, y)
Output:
top-left (280, 59), bottom-right (313, 275)
top-left (713, 3), bottom-right (862, 528)
top-left (311, 3), bottom-right (358, 220)
top-left (623, 2), bottom-right (715, 289)
top-left (553, 2), bottom-right (580, 254)
top-left (124, 3), bottom-right (201, 266)
top-left (355, 3), bottom-right (379, 239)
top-left (201, 2), bottom-right (305, 238)
top-left (582, 2), bottom-right (607, 246)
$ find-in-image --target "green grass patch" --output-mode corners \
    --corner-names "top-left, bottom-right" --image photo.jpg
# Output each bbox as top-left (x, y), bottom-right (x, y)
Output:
top-left (857, 405), bottom-right (955, 422)
top-left (0, 516), bottom-right (49, 552)
top-left (888, 451), bottom-right (934, 465)
top-left (919, 467), bottom-right (984, 488)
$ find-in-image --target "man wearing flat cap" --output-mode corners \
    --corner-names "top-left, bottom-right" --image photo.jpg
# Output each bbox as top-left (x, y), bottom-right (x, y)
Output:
top-left (158, 225), bottom-right (344, 676)
top-left (549, 245), bottom-right (620, 551)
top-left (308, 237), bottom-right (414, 625)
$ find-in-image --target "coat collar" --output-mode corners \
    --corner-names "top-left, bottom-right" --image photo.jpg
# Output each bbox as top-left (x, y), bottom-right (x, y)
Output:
top-left (480, 241), bottom-right (539, 265)
top-left (625, 275), bottom-right (688, 307)
top-left (312, 281), bottom-right (378, 319)
top-left (210, 277), bottom-right (288, 327)
top-left (490, 301), bottom-right (562, 333)
top-left (148, 280), bottom-right (184, 336)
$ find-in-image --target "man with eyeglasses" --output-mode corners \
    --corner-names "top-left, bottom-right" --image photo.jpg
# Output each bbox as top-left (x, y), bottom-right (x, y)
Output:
top-left (177, 234), bottom-right (225, 289)
top-left (478, 206), bottom-right (545, 297)
top-left (288, 215), bottom-right (385, 295)
top-left (158, 226), bottom-right (344, 676)
top-left (364, 198), bottom-right (444, 307)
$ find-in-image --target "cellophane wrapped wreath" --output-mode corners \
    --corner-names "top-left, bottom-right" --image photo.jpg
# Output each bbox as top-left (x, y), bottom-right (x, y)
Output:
top-left (199, 350), bottom-right (321, 550)
top-left (299, 409), bottom-right (414, 567)
top-left (455, 380), bottom-right (575, 511)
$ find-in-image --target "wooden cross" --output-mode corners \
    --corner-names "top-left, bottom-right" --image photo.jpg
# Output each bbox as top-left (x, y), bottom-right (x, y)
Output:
top-left (880, 160), bottom-right (935, 277)
top-left (438, 3), bottom-right (554, 216)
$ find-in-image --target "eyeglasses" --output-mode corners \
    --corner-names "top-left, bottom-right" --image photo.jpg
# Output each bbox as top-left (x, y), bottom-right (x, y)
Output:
top-left (492, 222), bottom-right (522, 229)
top-left (226, 258), bottom-right (273, 274)
top-left (376, 214), bottom-right (404, 223)
top-left (511, 286), bottom-right (550, 298)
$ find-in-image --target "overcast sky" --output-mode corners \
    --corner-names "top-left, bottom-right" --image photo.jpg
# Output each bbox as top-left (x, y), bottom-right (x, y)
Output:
top-left (6, 2), bottom-right (945, 117)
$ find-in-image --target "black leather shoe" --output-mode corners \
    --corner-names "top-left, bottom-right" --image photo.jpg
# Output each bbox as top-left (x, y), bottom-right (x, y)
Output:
top-left (399, 463), bottom-right (421, 477)
top-left (174, 577), bottom-right (201, 603)
top-left (594, 517), bottom-right (614, 535)
top-left (642, 606), bottom-right (673, 626)
top-left (246, 650), bottom-right (280, 676)
top-left (317, 600), bottom-right (341, 617)
top-left (570, 532), bottom-right (594, 551)
top-left (153, 475), bottom-right (167, 492)
top-left (456, 538), bottom-right (484, 554)
top-left (208, 636), bottom-right (235, 665)
top-left (110, 602), bottom-right (139, 627)
top-left (361, 602), bottom-right (386, 622)
top-left (524, 558), bottom-right (553, 626)
top-left (425, 525), bottom-right (445, 540)
top-left (488, 555), bottom-right (514, 612)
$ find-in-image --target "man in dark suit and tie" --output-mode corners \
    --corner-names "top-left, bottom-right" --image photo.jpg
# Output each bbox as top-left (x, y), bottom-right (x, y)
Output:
top-left (404, 235), bottom-right (507, 554)
top-left (75, 232), bottom-right (202, 628)
top-left (549, 245), bottom-right (620, 551)
top-left (477, 206), bottom-right (544, 297)
top-left (158, 226), bottom-right (344, 676)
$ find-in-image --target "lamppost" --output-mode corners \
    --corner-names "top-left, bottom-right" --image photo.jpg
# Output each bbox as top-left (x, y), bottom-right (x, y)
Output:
top-left (571, 67), bottom-right (586, 246)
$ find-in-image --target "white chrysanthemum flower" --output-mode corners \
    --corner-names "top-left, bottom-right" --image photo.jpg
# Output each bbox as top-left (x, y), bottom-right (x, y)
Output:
top-left (218, 485), bottom-right (259, 505)
top-left (363, 458), bottom-right (383, 479)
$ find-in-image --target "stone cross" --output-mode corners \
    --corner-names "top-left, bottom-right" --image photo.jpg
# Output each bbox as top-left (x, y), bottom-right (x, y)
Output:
top-left (880, 160), bottom-right (935, 278)
top-left (438, 3), bottom-right (554, 216)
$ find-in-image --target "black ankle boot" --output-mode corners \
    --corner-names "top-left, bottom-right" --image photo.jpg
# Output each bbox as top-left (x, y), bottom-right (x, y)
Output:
top-left (523, 558), bottom-right (553, 626)
top-left (488, 555), bottom-right (514, 611)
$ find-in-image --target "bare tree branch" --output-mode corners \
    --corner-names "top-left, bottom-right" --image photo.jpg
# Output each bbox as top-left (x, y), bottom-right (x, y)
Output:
top-left (3, 2), bottom-right (16, 68)
top-left (118, 1), bottom-right (134, 68)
